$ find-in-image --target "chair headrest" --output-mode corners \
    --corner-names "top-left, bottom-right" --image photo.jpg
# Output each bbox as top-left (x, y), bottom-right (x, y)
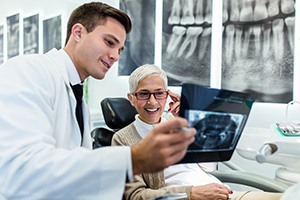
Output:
top-left (100, 97), bottom-right (138, 130)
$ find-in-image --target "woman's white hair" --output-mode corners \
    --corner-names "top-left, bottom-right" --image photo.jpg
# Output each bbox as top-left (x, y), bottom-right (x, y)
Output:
top-left (129, 64), bottom-right (168, 93)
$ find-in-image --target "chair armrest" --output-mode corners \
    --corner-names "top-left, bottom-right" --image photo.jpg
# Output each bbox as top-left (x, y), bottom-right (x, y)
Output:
top-left (91, 127), bottom-right (115, 148)
top-left (211, 170), bottom-right (289, 192)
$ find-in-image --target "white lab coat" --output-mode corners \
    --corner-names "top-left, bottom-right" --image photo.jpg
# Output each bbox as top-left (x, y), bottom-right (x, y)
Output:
top-left (0, 49), bottom-right (131, 199)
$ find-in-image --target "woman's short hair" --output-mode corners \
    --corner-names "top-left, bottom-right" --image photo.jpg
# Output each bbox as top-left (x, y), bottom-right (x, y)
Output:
top-left (129, 64), bottom-right (168, 93)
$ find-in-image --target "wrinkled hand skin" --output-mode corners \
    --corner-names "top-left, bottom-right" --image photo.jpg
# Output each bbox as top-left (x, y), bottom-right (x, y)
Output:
top-left (131, 117), bottom-right (196, 175)
top-left (190, 183), bottom-right (233, 200)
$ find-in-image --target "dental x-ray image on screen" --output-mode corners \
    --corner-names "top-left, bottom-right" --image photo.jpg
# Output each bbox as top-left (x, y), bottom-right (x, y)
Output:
top-left (187, 111), bottom-right (244, 151)
top-left (179, 83), bottom-right (255, 163)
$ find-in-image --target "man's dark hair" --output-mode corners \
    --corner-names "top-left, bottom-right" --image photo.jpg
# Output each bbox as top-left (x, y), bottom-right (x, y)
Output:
top-left (65, 2), bottom-right (132, 45)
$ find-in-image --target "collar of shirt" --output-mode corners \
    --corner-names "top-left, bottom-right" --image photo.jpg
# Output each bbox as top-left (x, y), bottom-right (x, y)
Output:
top-left (133, 115), bottom-right (168, 139)
top-left (60, 49), bottom-right (82, 86)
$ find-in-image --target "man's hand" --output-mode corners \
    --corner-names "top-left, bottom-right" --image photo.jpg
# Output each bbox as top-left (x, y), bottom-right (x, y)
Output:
top-left (190, 183), bottom-right (233, 200)
top-left (168, 90), bottom-right (180, 116)
top-left (131, 117), bottom-right (196, 175)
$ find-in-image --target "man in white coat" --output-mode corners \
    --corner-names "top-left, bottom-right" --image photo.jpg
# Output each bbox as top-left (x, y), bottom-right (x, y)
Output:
top-left (0, 2), bottom-right (196, 199)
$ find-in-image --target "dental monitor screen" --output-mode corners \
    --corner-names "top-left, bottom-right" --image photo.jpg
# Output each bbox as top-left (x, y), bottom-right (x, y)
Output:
top-left (179, 84), bottom-right (255, 163)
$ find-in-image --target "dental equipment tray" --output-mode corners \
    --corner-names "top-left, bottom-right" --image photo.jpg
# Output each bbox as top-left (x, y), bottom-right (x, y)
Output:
top-left (179, 84), bottom-right (255, 163)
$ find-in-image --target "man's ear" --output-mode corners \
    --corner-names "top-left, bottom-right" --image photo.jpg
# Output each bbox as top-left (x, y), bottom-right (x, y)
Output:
top-left (72, 23), bottom-right (84, 41)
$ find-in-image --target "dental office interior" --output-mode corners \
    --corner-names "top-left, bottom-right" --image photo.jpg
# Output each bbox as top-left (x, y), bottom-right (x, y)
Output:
top-left (1, 0), bottom-right (300, 194)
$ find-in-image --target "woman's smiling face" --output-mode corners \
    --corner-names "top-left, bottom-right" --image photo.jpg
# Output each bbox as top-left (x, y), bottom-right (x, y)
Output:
top-left (128, 75), bottom-right (168, 124)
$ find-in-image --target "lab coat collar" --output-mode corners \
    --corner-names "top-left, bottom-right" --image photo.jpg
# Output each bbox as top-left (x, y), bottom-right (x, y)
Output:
top-left (59, 49), bottom-right (82, 86)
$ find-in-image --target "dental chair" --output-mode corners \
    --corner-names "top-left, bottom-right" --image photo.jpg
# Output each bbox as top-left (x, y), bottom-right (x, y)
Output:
top-left (91, 97), bottom-right (137, 148)
top-left (91, 97), bottom-right (289, 193)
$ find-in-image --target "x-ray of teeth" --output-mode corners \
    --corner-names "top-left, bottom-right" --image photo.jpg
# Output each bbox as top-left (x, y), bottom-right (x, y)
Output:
top-left (0, 25), bottom-right (3, 64)
top-left (163, 0), bottom-right (295, 103)
top-left (222, 0), bottom-right (295, 103)
top-left (162, 0), bottom-right (212, 86)
top-left (7, 14), bottom-right (20, 59)
top-left (187, 111), bottom-right (243, 151)
top-left (23, 14), bottom-right (39, 55)
top-left (118, 0), bottom-right (155, 76)
top-left (43, 15), bottom-right (61, 54)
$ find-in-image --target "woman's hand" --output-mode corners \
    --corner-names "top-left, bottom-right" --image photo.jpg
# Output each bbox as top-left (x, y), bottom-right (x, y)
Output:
top-left (168, 90), bottom-right (180, 116)
top-left (190, 183), bottom-right (233, 200)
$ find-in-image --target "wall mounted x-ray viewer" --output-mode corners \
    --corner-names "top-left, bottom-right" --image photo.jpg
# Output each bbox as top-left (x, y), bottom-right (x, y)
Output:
top-left (179, 84), bottom-right (255, 163)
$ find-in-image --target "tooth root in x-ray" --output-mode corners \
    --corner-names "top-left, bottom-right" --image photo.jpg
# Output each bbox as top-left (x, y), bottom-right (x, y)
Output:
top-left (163, 0), bottom-right (295, 103)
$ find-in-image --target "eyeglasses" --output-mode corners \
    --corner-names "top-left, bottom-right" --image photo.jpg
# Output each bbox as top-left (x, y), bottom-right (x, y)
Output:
top-left (132, 91), bottom-right (168, 100)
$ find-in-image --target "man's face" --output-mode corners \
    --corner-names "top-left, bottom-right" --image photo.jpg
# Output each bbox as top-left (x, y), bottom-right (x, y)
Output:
top-left (128, 75), bottom-right (168, 124)
top-left (73, 17), bottom-right (126, 81)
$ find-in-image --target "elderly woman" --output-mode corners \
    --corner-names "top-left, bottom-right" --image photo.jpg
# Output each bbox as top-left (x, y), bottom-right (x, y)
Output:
top-left (111, 64), bottom-right (282, 200)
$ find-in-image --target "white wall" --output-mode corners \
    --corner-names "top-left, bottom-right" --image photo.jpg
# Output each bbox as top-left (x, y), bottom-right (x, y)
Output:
top-left (1, 0), bottom-right (300, 182)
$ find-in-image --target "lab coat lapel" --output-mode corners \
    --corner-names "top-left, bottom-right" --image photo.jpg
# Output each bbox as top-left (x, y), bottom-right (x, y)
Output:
top-left (65, 76), bottom-right (91, 148)
top-left (82, 102), bottom-right (92, 149)
top-left (67, 84), bottom-right (78, 129)
top-left (48, 49), bottom-right (91, 148)
top-left (50, 49), bottom-right (83, 146)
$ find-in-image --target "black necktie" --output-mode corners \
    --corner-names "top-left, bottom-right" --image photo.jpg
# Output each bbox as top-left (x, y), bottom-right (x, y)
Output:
top-left (71, 84), bottom-right (84, 138)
